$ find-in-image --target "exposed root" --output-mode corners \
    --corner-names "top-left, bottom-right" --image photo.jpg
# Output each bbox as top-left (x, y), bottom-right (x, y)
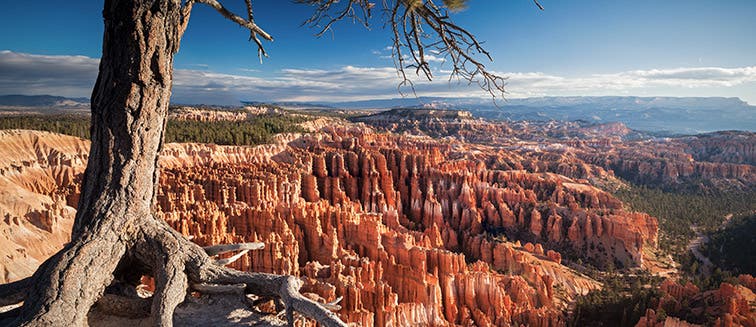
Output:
top-left (197, 266), bottom-right (347, 327)
top-left (214, 249), bottom-right (250, 266)
top-left (150, 258), bottom-right (188, 326)
top-left (94, 294), bottom-right (151, 318)
top-left (203, 242), bottom-right (264, 266)
top-left (0, 278), bottom-right (30, 306)
top-left (3, 218), bottom-right (346, 326)
top-left (204, 242), bottom-right (264, 256)
top-left (322, 296), bottom-right (343, 312)
top-left (191, 283), bottom-right (246, 294)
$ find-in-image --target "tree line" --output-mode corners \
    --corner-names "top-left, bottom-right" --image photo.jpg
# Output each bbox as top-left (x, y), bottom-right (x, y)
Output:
top-left (0, 114), bottom-right (310, 146)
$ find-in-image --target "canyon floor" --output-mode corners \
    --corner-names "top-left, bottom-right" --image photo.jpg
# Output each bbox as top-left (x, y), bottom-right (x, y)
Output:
top-left (0, 107), bottom-right (754, 326)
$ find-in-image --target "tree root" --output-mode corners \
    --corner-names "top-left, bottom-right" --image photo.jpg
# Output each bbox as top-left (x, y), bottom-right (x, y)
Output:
top-left (150, 257), bottom-right (187, 326)
top-left (0, 278), bottom-right (30, 306)
top-left (204, 242), bottom-right (265, 256)
top-left (194, 265), bottom-right (347, 327)
top-left (94, 294), bottom-right (151, 318)
top-left (1, 219), bottom-right (346, 326)
top-left (191, 283), bottom-right (246, 294)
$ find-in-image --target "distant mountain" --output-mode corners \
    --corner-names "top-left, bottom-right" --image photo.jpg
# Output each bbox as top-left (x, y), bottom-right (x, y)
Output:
top-left (271, 96), bottom-right (755, 135)
top-left (0, 95), bottom-right (89, 107)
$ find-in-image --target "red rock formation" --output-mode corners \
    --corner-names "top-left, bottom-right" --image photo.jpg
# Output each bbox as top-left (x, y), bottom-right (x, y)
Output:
top-left (635, 277), bottom-right (756, 327)
top-left (356, 112), bottom-right (755, 192)
top-left (682, 132), bottom-right (756, 165)
top-left (20, 125), bottom-right (719, 327)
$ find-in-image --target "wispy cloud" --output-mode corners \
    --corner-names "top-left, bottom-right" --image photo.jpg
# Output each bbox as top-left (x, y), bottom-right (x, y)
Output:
top-left (1, 50), bottom-right (754, 105)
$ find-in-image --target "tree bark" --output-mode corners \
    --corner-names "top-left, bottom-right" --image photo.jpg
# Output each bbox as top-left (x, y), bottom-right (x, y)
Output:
top-left (13, 0), bottom-right (185, 325)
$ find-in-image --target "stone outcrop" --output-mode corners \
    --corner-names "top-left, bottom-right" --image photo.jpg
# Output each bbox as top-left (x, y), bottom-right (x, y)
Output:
top-left (635, 276), bottom-right (756, 327)
top-left (2, 111), bottom-right (753, 325)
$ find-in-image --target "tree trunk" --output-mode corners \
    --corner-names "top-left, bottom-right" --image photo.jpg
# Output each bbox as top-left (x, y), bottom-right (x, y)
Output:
top-left (0, 1), bottom-right (346, 326)
top-left (14, 0), bottom-right (185, 325)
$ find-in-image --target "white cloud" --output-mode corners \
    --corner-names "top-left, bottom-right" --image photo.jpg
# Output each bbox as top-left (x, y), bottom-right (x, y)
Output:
top-left (0, 50), bottom-right (99, 97)
top-left (495, 67), bottom-right (756, 98)
top-left (1, 50), bottom-right (754, 105)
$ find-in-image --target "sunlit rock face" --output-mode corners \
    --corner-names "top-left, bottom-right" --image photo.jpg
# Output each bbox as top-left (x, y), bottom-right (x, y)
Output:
top-left (0, 130), bottom-right (86, 283)
top-left (635, 275), bottom-right (756, 327)
top-left (0, 127), bottom-right (671, 325)
top-left (356, 112), bottom-right (755, 192)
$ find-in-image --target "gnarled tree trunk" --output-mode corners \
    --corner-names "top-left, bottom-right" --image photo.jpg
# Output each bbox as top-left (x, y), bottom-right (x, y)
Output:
top-left (15, 0), bottom-right (185, 325)
top-left (0, 1), bottom-right (345, 326)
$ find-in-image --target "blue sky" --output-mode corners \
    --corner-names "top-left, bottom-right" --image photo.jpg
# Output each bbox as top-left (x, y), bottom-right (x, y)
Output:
top-left (1, 0), bottom-right (755, 104)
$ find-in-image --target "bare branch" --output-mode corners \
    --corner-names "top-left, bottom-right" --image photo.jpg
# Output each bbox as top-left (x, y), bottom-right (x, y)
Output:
top-left (394, 0), bottom-right (507, 99)
top-left (534, 0), bottom-right (545, 11)
top-left (214, 249), bottom-right (250, 266)
top-left (203, 242), bottom-right (265, 256)
top-left (294, 1), bottom-right (509, 99)
top-left (296, 0), bottom-right (373, 37)
top-left (194, 0), bottom-right (273, 61)
top-left (178, 0), bottom-right (195, 38)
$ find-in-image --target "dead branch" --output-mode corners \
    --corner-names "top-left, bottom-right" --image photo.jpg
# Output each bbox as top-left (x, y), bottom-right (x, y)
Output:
top-left (194, 0), bottom-right (273, 61)
top-left (296, 0), bottom-right (512, 99)
top-left (534, 0), bottom-right (545, 11)
top-left (203, 242), bottom-right (264, 256)
top-left (214, 249), bottom-right (250, 266)
top-left (296, 0), bottom-right (373, 37)
top-left (392, 0), bottom-right (508, 98)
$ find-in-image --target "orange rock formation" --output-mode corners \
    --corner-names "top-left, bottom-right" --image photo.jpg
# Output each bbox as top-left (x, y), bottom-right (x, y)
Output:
top-left (0, 127), bottom-right (674, 325)
top-left (0, 130), bottom-right (86, 282)
top-left (635, 276), bottom-right (756, 327)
